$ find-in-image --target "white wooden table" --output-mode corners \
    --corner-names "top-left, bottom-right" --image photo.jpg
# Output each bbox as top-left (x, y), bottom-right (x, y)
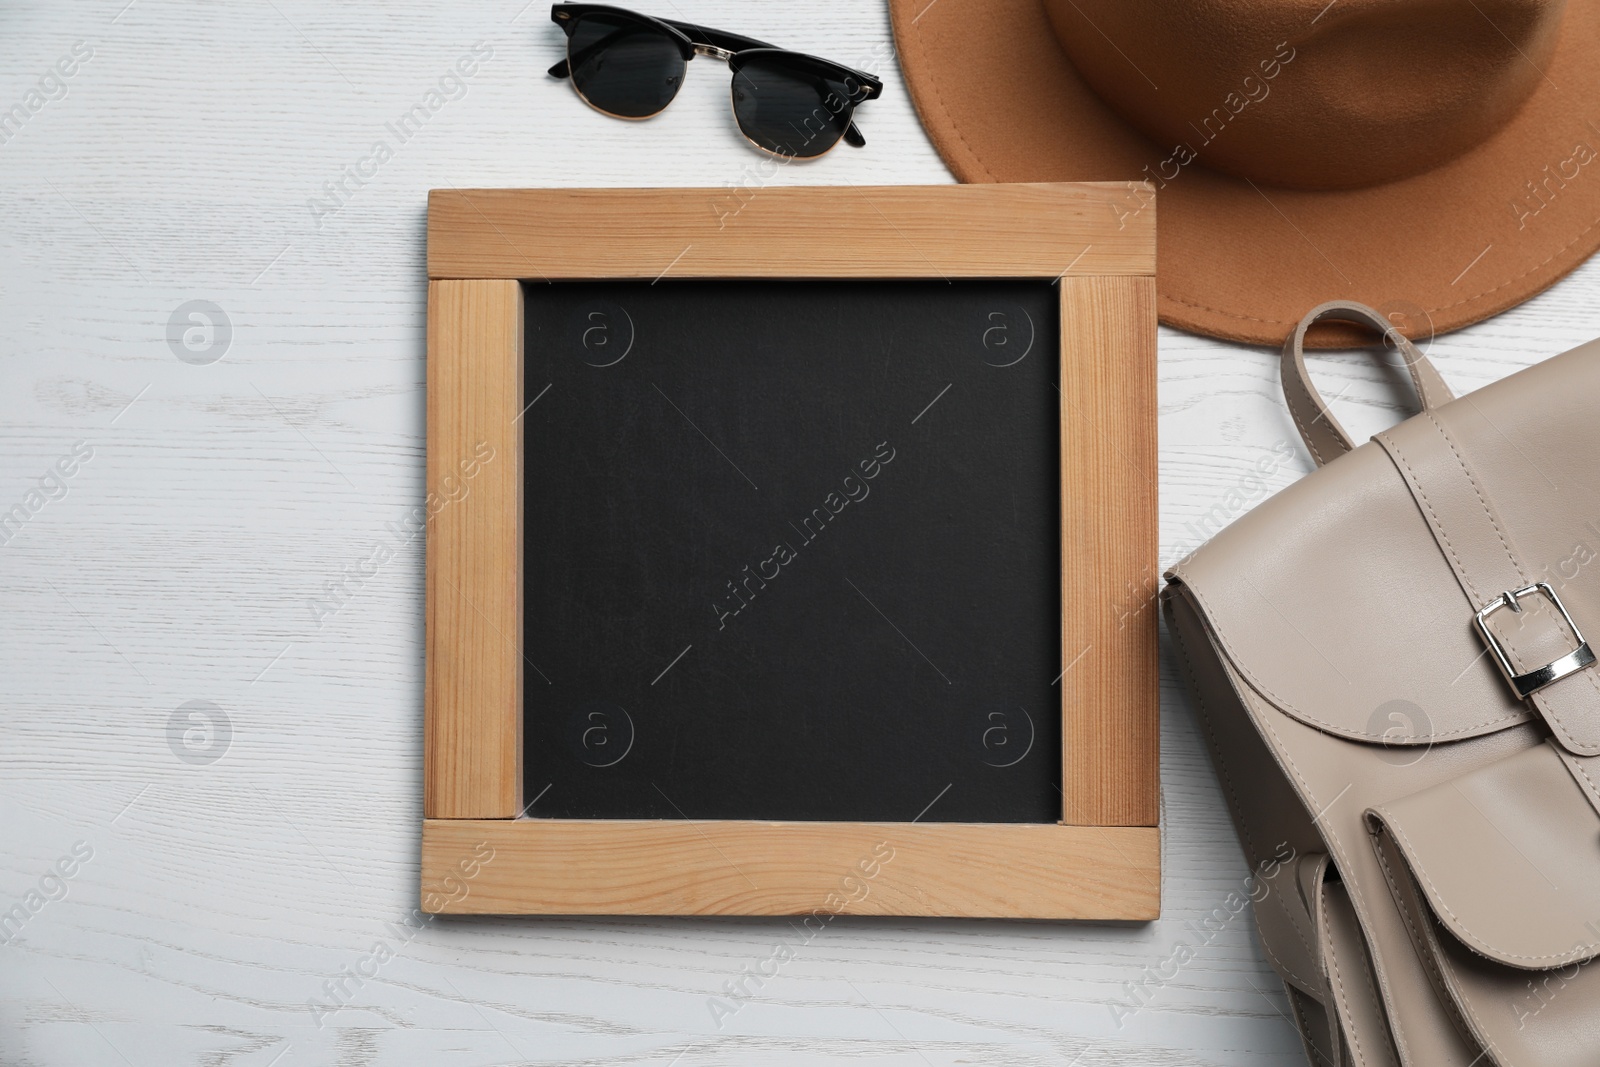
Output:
top-left (5, 2), bottom-right (1598, 1063)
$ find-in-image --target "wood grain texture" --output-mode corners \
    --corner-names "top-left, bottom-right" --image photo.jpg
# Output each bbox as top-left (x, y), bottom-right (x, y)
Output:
top-left (422, 819), bottom-right (1159, 919)
top-left (427, 183), bottom-right (1155, 280)
top-left (1060, 276), bottom-right (1161, 826)
top-left (9, 0), bottom-right (1598, 1061)
top-left (425, 280), bottom-right (522, 818)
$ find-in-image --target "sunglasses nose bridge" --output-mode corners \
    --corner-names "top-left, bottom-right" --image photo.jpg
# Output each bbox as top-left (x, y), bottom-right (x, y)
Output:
top-left (691, 43), bottom-right (735, 61)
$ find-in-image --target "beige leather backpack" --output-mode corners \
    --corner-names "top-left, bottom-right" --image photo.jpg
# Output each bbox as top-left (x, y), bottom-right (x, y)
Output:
top-left (1163, 301), bottom-right (1600, 1067)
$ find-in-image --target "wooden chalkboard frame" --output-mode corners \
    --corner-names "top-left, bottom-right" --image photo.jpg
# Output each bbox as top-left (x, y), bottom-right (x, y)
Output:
top-left (422, 183), bottom-right (1159, 919)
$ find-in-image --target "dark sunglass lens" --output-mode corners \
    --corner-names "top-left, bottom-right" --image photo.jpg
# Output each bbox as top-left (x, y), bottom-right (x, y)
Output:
top-left (731, 54), bottom-right (855, 158)
top-left (569, 13), bottom-right (685, 118)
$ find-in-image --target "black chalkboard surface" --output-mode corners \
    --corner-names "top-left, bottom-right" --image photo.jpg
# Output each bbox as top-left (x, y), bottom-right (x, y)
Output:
top-left (523, 278), bottom-right (1061, 823)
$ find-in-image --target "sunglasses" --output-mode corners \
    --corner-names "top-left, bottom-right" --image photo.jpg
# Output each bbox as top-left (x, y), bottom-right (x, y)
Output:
top-left (548, 4), bottom-right (883, 159)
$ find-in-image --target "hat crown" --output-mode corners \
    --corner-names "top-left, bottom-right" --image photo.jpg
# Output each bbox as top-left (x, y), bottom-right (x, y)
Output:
top-left (1044, 0), bottom-right (1566, 189)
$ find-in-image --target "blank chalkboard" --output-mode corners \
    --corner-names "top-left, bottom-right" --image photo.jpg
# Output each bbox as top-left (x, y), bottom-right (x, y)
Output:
top-left (424, 184), bottom-right (1159, 918)
top-left (522, 278), bottom-right (1061, 823)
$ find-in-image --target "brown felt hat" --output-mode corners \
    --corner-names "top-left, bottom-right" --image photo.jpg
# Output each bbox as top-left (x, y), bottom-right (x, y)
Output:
top-left (889, 0), bottom-right (1600, 346)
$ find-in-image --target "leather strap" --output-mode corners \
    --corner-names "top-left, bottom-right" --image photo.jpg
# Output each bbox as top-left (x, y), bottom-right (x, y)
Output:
top-left (1376, 412), bottom-right (1600, 755)
top-left (1296, 853), bottom-right (1402, 1067)
top-left (1319, 878), bottom-right (1401, 1067)
top-left (1285, 986), bottom-right (1345, 1067)
top-left (1282, 301), bottom-right (1456, 468)
top-left (1294, 854), bottom-right (1346, 1062)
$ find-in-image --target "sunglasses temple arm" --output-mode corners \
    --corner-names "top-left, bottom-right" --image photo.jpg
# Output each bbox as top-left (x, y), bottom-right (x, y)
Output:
top-left (844, 123), bottom-right (865, 148)
top-left (548, 57), bottom-right (570, 78)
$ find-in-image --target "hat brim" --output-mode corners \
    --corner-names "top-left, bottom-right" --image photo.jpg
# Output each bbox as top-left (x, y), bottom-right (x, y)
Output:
top-left (890, 0), bottom-right (1600, 347)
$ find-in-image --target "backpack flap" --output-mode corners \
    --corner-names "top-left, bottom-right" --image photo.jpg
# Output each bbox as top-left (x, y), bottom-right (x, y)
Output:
top-left (1171, 436), bottom-right (1534, 750)
top-left (1368, 741), bottom-right (1600, 1066)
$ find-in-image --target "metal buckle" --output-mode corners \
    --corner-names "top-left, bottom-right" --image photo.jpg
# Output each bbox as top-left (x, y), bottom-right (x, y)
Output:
top-left (1473, 581), bottom-right (1597, 699)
